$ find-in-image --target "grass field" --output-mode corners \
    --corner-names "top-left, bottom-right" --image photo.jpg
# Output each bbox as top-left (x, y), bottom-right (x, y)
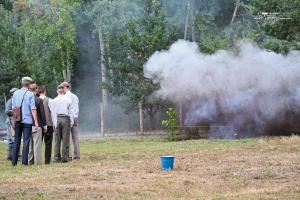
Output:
top-left (0, 136), bottom-right (300, 200)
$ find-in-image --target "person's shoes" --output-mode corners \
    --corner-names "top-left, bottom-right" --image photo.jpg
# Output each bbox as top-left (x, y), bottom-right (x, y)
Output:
top-left (61, 160), bottom-right (69, 163)
top-left (68, 157), bottom-right (73, 161)
top-left (73, 157), bottom-right (80, 160)
top-left (6, 156), bottom-right (12, 161)
top-left (53, 158), bottom-right (62, 163)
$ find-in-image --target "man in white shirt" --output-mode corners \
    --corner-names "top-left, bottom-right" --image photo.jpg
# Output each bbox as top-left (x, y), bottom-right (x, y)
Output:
top-left (61, 82), bottom-right (80, 160)
top-left (49, 86), bottom-right (73, 163)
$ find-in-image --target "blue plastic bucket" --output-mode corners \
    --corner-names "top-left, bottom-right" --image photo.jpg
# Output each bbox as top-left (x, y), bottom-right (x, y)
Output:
top-left (161, 155), bottom-right (174, 171)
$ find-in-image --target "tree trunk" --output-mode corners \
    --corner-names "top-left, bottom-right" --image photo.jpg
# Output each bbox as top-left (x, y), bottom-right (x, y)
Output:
top-left (139, 101), bottom-right (144, 134)
top-left (107, 0), bottom-right (112, 7)
top-left (184, 0), bottom-right (191, 40)
top-left (231, 0), bottom-right (240, 25)
top-left (63, 68), bottom-right (71, 83)
top-left (98, 27), bottom-right (108, 136)
top-left (178, 104), bottom-right (184, 132)
top-left (63, 51), bottom-right (72, 84)
top-left (106, 42), bottom-right (113, 93)
top-left (180, 0), bottom-right (191, 131)
top-left (100, 102), bottom-right (104, 135)
top-left (148, 106), bottom-right (155, 130)
top-left (97, 0), bottom-right (112, 136)
top-left (34, 0), bottom-right (41, 16)
top-left (3, 93), bottom-right (7, 105)
top-left (52, 67), bottom-right (59, 86)
top-left (191, 9), bottom-right (196, 42)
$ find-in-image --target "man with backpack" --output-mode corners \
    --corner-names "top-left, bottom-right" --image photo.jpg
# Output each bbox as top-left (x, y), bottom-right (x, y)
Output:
top-left (11, 77), bottom-right (39, 166)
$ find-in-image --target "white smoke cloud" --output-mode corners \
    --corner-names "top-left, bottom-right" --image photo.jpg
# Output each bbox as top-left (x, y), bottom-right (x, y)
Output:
top-left (144, 39), bottom-right (300, 137)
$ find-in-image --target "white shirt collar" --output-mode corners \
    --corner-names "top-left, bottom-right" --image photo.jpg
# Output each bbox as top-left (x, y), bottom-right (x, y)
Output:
top-left (39, 95), bottom-right (46, 100)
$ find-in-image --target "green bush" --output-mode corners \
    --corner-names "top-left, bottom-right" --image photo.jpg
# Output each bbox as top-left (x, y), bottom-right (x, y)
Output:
top-left (162, 108), bottom-right (179, 141)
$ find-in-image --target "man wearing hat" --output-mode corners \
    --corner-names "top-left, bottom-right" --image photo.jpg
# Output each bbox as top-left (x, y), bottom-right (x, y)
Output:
top-left (5, 87), bottom-right (18, 160)
top-left (11, 77), bottom-right (39, 166)
top-left (61, 82), bottom-right (80, 160)
top-left (49, 85), bottom-right (73, 163)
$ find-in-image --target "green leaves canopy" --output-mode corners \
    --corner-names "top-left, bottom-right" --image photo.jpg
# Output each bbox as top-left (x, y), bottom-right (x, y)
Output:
top-left (0, 0), bottom-right (77, 100)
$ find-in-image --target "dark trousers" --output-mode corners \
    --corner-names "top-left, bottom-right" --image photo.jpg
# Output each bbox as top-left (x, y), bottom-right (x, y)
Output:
top-left (12, 122), bottom-right (32, 166)
top-left (54, 117), bottom-right (70, 162)
top-left (43, 126), bottom-right (53, 164)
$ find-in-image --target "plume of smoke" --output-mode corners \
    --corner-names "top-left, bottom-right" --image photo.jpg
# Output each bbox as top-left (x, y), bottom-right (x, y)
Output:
top-left (144, 40), bottom-right (300, 137)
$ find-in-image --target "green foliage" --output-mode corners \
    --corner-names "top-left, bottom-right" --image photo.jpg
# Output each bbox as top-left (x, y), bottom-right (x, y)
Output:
top-left (249, 0), bottom-right (300, 53)
top-left (252, 0), bottom-right (300, 41)
top-left (162, 108), bottom-right (179, 141)
top-left (0, 1), bottom-right (77, 101)
top-left (16, 190), bottom-right (26, 200)
top-left (0, 6), bottom-right (26, 98)
top-left (0, 0), bottom-right (12, 10)
top-left (194, 3), bottom-right (260, 54)
top-left (31, 193), bottom-right (44, 200)
top-left (1, 0), bottom-right (300, 126)
top-left (108, 0), bottom-right (176, 115)
top-left (19, 1), bottom-right (77, 95)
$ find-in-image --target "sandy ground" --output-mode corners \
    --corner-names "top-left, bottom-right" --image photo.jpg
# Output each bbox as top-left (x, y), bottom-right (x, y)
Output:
top-left (0, 137), bottom-right (300, 199)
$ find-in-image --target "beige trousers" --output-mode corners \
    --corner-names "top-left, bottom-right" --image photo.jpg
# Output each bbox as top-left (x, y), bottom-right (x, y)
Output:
top-left (70, 117), bottom-right (80, 158)
top-left (54, 117), bottom-right (71, 162)
top-left (29, 128), bottom-right (43, 165)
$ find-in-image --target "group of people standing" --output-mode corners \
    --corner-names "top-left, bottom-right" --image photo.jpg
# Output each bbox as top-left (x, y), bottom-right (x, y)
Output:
top-left (5, 76), bottom-right (80, 166)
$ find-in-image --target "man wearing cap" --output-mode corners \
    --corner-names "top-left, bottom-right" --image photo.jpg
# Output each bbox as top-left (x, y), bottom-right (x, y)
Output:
top-left (5, 88), bottom-right (18, 160)
top-left (38, 85), bottom-right (54, 164)
top-left (28, 84), bottom-right (47, 165)
top-left (49, 86), bottom-right (73, 163)
top-left (11, 77), bottom-right (39, 166)
top-left (61, 82), bottom-right (80, 160)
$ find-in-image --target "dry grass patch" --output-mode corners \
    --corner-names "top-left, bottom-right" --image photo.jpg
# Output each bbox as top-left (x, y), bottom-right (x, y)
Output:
top-left (0, 137), bottom-right (300, 199)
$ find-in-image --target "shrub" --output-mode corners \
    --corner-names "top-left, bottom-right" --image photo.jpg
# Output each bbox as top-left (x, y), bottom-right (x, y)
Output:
top-left (162, 108), bottom-right (179, 141)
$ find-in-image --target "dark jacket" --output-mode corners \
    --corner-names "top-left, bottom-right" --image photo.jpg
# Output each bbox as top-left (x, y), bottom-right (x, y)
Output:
top-left (42, 97), bottom-right (53, 127)
top-left (5, 98), bottom-right (13, 117)
top-left (5, 97), bottom-right (13, 124)
top-left (34, 96), bottom-right (46, 127)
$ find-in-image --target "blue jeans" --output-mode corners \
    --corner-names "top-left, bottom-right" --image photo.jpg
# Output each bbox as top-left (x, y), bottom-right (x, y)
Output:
top-left (6, 122), bottom-right (14, 158)
top-left (11, 122), bottom-right (32, 166)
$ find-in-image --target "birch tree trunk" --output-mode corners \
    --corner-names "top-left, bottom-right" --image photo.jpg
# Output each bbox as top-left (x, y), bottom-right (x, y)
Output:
top-left (100, 102), bottom-right (104, 135)
top-left (231, 0), bottom-right (240, 25)
top-left (184, 0), bottom-right (191, 40)
top-left (139, 101), bottom-right (144, 134)
top-left (107, 0), bottom-right (113, 97)
top-left (98, 27), bottom-right (108, 136)
top-left (98, 0), bottom-right (112, 136)
top-left (179, 0), bottom-right (191, 132)
top-left (191, 9), bottom-right (196, 42)
top-left (52, 67), bottom-right (59, 85)
top-left (3, 93), bottom-right (7, 105)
